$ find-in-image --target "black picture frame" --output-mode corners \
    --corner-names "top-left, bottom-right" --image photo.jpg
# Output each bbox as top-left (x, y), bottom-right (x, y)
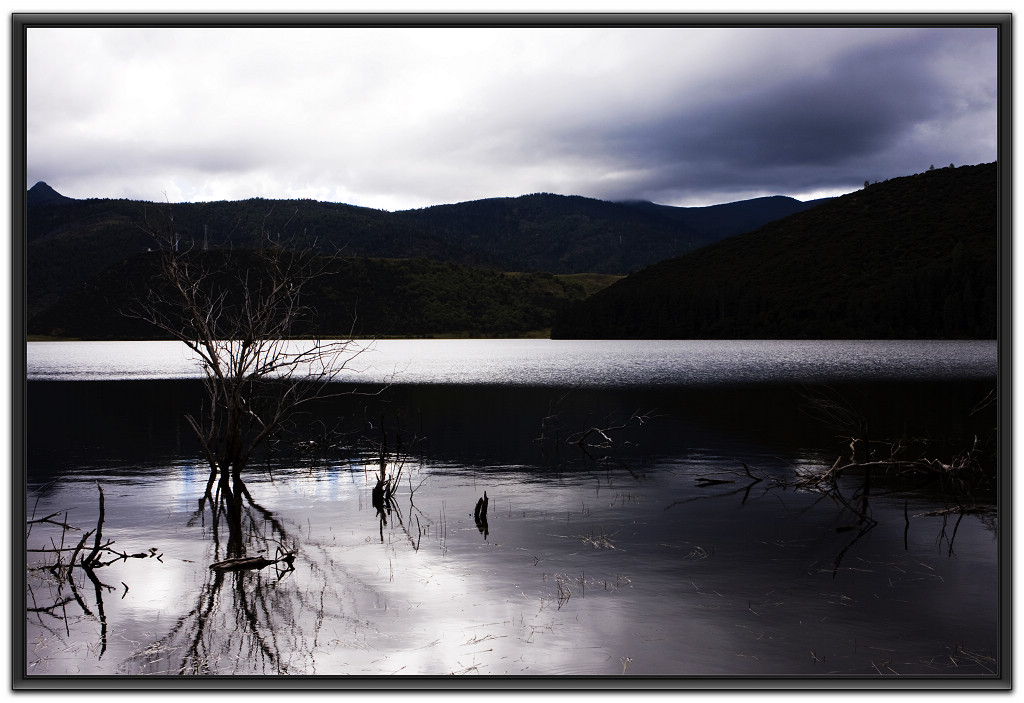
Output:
top-left (11, 11), bottom-right (1013, 692)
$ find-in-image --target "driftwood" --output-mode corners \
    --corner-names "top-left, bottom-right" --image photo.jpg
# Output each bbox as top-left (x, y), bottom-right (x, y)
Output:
top-left (917, 504), bottom-right (993, 517)
top-left (567, 409), bottom-right (656, 449)
top-left (210, 550), bottom-right (295, 573)
top-left (27, 483), bottom-right (163, 659)
top-left (27, 511), bottom-right (78, 531)
top-left (28, 483), bottom-right (163, 570)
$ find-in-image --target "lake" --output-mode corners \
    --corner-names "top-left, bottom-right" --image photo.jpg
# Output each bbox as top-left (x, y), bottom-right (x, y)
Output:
top-left (21, 339), bottom-right (1003, 682)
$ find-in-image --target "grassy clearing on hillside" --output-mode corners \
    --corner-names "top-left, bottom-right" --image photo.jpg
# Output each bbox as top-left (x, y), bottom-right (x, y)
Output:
top-left (554, 272), bottom-right (624, 297)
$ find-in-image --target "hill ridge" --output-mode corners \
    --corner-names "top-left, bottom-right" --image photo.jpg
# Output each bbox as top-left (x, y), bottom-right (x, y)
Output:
top-left (26, 183), bottom-right (831, 320)
top-left (552, 163), bottom-right (997, 340)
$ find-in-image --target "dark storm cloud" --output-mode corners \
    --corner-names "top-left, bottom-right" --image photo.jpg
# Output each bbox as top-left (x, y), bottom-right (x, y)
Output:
top-left (535, 29), bottom-right (996, 204)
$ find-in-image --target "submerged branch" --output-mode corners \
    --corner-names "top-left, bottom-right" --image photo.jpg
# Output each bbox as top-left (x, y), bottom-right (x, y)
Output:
top-left (209, 551), bottom-right (295, 573)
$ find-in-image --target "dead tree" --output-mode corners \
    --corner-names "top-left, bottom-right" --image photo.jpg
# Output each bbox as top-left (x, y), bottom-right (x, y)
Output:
top-left (128, 206), bottom-right (366, 556)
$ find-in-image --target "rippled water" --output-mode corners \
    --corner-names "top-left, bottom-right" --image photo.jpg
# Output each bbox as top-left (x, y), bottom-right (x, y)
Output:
top-left (22, 340), bottom-right (1003, 681)
top-left (27, 338), bottom-right (997, 385)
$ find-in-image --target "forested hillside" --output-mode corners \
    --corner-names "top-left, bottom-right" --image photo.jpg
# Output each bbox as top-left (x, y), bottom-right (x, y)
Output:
top-left (27, 252), bottom-right (620, 340)
top-left (552, 163), bottom-right (997, 340)
top-left (391, 193), bottom-right (826, 274)
top-left (25, 184), bottom-right (824, 320)
top-left (30, 165), bottom-right (993, 342)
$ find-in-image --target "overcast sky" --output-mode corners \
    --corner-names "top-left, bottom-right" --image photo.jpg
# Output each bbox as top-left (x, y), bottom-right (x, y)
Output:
top-left (25, 22), bottom-right (998, 211)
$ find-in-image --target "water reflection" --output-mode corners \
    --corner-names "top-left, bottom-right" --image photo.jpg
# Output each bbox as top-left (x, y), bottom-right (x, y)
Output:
top-left (27, 339), bottom-right (998, 385)
top-left (25, 376), bottom-right (1000, 677)
top-left (27, 483), bottom-right (161, 666)
top-left (126, 556), bottom-right (304, 675)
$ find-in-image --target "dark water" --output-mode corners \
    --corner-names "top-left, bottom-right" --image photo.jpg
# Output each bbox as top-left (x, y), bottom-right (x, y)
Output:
top-left (22, 340), bottom-right (1002, 679)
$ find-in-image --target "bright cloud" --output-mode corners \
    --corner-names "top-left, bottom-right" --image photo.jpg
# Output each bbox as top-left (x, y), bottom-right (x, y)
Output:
top-left (25, 22), bottom-right (999, 210)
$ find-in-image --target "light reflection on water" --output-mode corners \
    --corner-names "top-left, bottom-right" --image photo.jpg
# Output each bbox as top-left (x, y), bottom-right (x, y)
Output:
top-left (26, 438), bottom-right (998, 677)
top-left (23, 340), bottom-right (1001, 679)
top-left (27, 338), bottom-right (998, 385)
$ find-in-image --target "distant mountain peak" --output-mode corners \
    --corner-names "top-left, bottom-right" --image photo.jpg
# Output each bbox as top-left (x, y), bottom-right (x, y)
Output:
top-left (28, 181), bottom-right (72, 206)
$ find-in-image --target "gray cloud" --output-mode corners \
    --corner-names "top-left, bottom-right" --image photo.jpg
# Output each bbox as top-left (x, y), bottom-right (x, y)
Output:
top-left (519, 28), bottom-right (997, 204)
top-left (24, 24), bottom-right (999, 210)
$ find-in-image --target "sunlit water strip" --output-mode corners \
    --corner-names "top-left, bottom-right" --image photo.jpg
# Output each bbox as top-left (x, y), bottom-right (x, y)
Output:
top-left (27, 338), bottom-right (997, 386)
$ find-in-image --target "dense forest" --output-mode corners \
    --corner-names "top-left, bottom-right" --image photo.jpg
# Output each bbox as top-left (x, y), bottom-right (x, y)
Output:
top-left (552, 163), bottom-right (998, 340)
top-left (27, 251), bottom-right (620, 339)
top-left (391, 192), bottom-right (825, 273)
top-left (25, 183), bottom-right (823, 321)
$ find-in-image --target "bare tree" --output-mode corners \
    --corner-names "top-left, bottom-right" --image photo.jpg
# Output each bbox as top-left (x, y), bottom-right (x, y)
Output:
top-left (128, 206), bottom-right (365, 554)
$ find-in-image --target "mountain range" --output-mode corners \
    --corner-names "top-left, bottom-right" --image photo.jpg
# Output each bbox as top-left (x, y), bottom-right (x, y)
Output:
top-left (24, 163), bottom-right (996, 340)
top-left (25, 183), bottom-right (827, 331)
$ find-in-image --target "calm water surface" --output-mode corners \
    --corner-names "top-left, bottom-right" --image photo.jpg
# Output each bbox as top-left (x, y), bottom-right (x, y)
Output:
top-left (23, 340), bottom-right (1001, 680)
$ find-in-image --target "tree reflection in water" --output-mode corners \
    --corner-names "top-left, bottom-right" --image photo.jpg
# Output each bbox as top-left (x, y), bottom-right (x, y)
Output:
top-left (26, 402), bottom-right (440, 675)
top-left (27, 472), bottom-right (345, 675)
top-left (27, 483), bottom-right (161, 664)
top-left (128, 554), bottom-right (304, 674)
top-left (125, 476), bottom-right (346, 675)
top-left (24, 383), bottom-right (999, 677)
